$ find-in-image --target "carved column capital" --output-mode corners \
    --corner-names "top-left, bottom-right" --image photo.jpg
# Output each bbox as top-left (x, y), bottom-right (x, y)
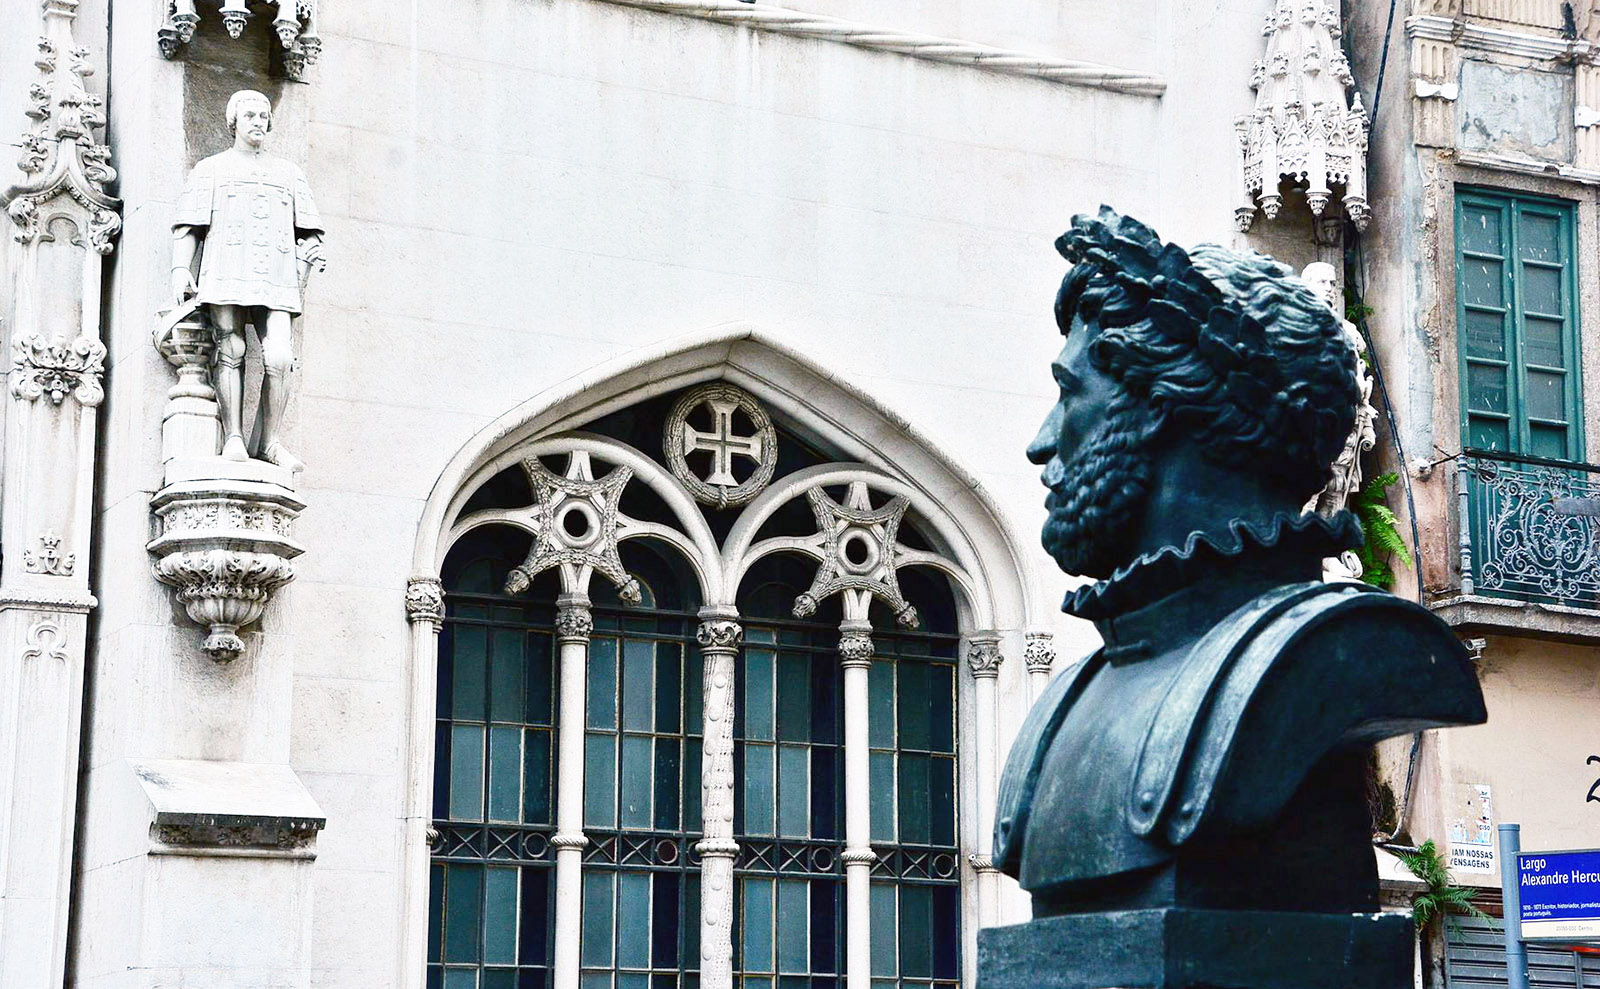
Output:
top-left (554, 603), bottom-right (593, 643)
top-left (1023, 631), bottom-right (1056, 674)
top-left (404, 576), bottom-right (444, 625)
top-left (967, 635), bottom-right (1003, 679)
top-left (696, 618), bottom-right (743, 651)
top-left (838, 627), bottom-right (874, 668)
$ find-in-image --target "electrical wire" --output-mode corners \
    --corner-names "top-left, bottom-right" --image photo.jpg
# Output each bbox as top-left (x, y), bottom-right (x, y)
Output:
top-left (1344, 0), bottom-right (1426, 601)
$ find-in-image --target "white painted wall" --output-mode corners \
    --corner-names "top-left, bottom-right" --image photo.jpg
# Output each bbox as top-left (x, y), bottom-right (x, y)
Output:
top-left (70, 1), bottom-right (1277, 986)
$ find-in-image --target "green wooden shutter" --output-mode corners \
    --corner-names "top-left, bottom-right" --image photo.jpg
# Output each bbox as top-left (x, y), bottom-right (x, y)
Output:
top-left (1456, 189), bottom-right (1585, 461)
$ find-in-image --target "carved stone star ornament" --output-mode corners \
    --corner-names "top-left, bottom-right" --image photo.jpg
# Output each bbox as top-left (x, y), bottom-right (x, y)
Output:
top-left (503, 451), bottom-right (643, 605)
top-left (791, 481), bottom-right (920, 628)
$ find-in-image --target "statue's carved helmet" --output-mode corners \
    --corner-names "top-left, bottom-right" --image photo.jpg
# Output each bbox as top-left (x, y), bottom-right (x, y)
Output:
top-left (1054, 206), bottom-right (1359, 506)
top-left (225, 90), bottom-right (273, 134)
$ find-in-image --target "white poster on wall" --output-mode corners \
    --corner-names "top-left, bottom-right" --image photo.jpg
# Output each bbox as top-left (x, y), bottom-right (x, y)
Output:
top-left (1448, 783), bottom-right (1496, 874)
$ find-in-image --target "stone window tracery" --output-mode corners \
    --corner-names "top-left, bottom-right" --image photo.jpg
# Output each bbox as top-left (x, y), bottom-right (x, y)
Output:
top-left (424, 381), bottom-right (1004, 989)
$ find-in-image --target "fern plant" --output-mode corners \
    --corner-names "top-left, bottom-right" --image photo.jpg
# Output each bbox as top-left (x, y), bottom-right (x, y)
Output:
top-left (1352, 471), bottom-right (1413, 590)
top-left (1397, 840), bottom-right (1491, 929)
top-left (1398, 840), bottom-right (1493, 988)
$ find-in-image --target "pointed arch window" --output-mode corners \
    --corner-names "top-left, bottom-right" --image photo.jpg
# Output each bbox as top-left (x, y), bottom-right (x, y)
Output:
top-left (419, 377), bottom-right (1008, 989)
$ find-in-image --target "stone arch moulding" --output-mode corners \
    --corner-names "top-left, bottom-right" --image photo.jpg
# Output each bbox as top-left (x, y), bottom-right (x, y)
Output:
top-left (395, 321), bottom-right (1041, 988)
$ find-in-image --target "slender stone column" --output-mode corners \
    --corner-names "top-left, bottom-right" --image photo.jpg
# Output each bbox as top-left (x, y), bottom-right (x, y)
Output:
top-left (552, 595), bottom-right (594, 989)
top-left (0, 2), bottom-right (117, 983)
top-left (1022, 632), bottom-right (1056, 704)
top-left (695, 610), bottom-right (743, 989)
top-left (839, 622), bottom-right (876, 989)
top-left (966, 634), bottom-right (1003, 926)
top-left (400, 576), bottom-right (445, 989)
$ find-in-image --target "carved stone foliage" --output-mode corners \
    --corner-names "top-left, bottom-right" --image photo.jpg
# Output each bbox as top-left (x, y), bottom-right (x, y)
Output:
top-left (1237, 1), bottom-right (1369, 232)
top-left (405, 576), bottom-right (444, 625)
top-left (23, 530), bottom-right (75, 576)
top-left (22, 618), bottom-right (69, 663)
top-left (1023, 631), bottom-right (1056, 674)
top-left (967, 637), bottom-right (1003, 679)
top-left (159, 1), bottom-right (322, 82)
top-left (152, 817), bottom-right (322, 851)
top-left (10, 334), bottom-right (106, 407)
top-left (499, 452), bottom-right (643, 605)
top-left (792, 481), bottom-right (920, 628)
top-left (554, 605), bottom-right (595, 642)
top-left (838, 628), bottom-right (875, 666)
top-left (1, 8), bottom-right (121, 253)
top-left (664, 384), bottom-right (778, 509)
top-left (147, 482), bottom-right (305, 661)
top-left (696, 619), bottom-right (745, 651)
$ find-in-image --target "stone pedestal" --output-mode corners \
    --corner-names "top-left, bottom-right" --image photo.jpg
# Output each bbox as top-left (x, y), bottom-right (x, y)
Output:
top-left (148, 462), bottom-right (304, 661)
top-left (977, 909), bottom-right (1412, 989)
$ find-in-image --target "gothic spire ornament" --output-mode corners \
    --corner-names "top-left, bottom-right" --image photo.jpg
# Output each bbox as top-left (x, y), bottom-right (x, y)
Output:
top-left (1235, 0), bottom-right (1369, 232)
top-left (2, 4), bottom-right (121, 254)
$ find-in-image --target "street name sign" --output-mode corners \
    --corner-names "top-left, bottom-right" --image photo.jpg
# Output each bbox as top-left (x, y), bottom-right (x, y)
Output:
top-left (1519, 849), bottom-right (1600, 942)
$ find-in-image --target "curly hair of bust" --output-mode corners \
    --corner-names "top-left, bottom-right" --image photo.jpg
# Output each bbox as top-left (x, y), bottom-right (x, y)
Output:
top-left (1054, 206), bottom-right (1358, 503)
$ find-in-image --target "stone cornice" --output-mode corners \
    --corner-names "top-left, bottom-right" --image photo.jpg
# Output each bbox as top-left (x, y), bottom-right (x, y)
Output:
top-left (592, 0), bottom-right (1167, 96)
top-left (1406, 14), bottom-right (1594, 63)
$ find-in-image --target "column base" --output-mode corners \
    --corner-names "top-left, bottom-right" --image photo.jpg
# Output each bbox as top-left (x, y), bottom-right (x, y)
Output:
top-left (976, 908), bottom-right (1412, 989)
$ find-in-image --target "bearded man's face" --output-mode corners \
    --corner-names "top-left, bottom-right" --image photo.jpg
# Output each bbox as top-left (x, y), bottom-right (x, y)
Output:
top-left (1026, 319), bottom-right (1154, 580)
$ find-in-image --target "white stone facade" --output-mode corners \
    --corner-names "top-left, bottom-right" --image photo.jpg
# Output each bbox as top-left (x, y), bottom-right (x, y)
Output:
top-left (0, 1), bottom-right (1311, 987)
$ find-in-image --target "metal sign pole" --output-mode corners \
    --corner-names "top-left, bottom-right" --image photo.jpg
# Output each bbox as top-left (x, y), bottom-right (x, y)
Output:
top-left (1499, 824), bottom-right (1530, 989)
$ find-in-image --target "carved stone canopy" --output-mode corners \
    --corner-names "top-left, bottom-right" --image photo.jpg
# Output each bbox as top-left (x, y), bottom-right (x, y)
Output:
top-left (159, 0), bottom-right (322, 81)
top-left (1236, 0), bottom-right (1370, 231)
top-left (2, 15), bottom-right (121, 254)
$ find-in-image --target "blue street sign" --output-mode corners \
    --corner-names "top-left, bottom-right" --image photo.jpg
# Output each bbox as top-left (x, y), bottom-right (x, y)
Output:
top-left (1518, 849), bottom-right (1600, 942)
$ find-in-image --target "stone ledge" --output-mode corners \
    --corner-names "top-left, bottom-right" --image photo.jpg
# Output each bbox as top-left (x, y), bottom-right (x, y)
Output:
top-left (592, 0), bottom-right (1167, 96)
top-left (1428, 594), bottom-right (1600, 645)
top-left (134, 759), bottom-right (326, 861)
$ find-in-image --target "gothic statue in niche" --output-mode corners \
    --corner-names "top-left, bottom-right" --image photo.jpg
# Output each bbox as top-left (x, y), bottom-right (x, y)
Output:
top-left (1300, 261), bottom-right (1378, 581)
top-left (170, 90), bottom-right (323, 472)
top-left (979, 208), bottom-right (1485, 987)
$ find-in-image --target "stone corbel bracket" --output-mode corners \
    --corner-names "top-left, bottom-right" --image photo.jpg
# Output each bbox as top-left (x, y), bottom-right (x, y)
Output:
top-left (159, 0), bottom-right (322, 81)
top-left (147, 475), bottom-right (305, 661)
top-left (134, 758), bottom-right (326, 860)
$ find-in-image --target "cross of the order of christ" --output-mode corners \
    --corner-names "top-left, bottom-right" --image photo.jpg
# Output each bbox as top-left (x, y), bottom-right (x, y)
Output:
top-left (683, 394), bottom-right (764, 487)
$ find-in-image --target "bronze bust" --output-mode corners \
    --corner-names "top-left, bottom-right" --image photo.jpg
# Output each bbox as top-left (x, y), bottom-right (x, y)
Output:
top-left (983, 209), bottom-right (1485, 987)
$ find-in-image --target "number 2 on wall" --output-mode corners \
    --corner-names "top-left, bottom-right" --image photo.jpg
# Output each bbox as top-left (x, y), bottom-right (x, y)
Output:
top-left (1588, 755), bottom-right (1600, 804)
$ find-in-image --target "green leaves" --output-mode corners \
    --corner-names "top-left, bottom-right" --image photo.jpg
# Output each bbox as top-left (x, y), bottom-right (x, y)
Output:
top-left (1398, 840), bottom-right (1492, 929)
top-left (1353, 471), bottom-right (1413, 590)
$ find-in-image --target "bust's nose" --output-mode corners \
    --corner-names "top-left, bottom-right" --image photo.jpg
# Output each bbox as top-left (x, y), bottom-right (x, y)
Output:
top-left (1026, 405), bottom-right (1061, 465)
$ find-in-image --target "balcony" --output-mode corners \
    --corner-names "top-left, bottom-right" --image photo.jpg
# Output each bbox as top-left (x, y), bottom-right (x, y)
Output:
top-left (1431, 450), bottom-right (1600, 644)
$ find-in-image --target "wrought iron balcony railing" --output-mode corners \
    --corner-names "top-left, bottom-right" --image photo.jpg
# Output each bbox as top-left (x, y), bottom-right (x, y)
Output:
top-left (1456, 449), bottom-right (1600, 608)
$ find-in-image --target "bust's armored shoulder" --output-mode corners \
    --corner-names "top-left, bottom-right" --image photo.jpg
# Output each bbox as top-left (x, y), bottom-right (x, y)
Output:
top-left (993, 581), bottom-right (1486, 888)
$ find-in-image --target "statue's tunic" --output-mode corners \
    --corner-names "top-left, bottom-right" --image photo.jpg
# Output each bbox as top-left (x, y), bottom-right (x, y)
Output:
top-left (173, 148), bottom-right (323, 314)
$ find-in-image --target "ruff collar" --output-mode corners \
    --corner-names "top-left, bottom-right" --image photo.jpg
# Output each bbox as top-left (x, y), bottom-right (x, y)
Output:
top-left (1062, 511), bottom-right (1363, 623)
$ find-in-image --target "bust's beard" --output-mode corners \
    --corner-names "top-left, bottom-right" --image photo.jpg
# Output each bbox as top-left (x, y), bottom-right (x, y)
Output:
top-left (1040, 408), bottom-right (1153, 580)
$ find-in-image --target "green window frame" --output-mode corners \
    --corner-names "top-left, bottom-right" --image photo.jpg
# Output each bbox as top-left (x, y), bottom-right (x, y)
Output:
top-left (1455, 188), bottom-right (1585, 462)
